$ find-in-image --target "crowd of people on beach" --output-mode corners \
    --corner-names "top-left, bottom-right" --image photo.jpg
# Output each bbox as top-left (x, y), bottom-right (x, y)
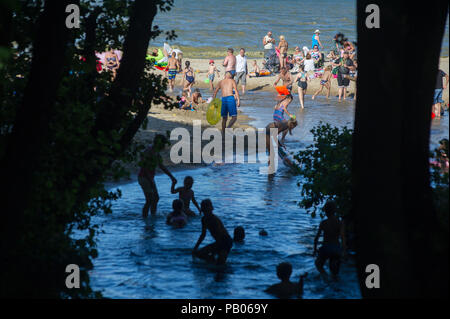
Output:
top-left (94, 28), bottom-right (447, 298)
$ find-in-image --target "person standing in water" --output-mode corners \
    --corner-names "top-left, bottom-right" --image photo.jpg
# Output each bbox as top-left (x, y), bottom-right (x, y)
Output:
top-left (192, 199), bottom-right (233, 265)
top-left (171, 176), bottom-right (201, 216)
top-left (313, 200), bottom-right (346, 279)
top-left (213, 71), bottom-right (241, 134)
top-left (206, 59), bottom-right (220, 91)
top-left (223, 48), bottom-right (237, 78)
top-left (167, 53), bottom-right (179, 92)
top-left (294, 65), bottom-right (309, 108)
top-left (166, 199), bottom-right (188, 228)
top-left (138, 134), bottom-right (177, 218)
top-left (273, 67), bottom-right (293, 93)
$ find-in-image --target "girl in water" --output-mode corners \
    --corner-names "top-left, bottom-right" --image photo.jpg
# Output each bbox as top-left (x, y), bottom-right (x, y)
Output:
top-left (182, 61), bottom-right (195, 97)
top-left (294, 65), bottom-right (308, 108)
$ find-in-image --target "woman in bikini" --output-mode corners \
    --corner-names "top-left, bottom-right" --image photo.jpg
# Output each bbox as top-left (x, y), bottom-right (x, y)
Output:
top-left (312, 65), bottom-right (333, 100)
top-left (294, 65), bottom-right (308, 108)
top-left (182, 60), bottom-right (195, 97)
top-left (277, 35), bottom-right (288, 69)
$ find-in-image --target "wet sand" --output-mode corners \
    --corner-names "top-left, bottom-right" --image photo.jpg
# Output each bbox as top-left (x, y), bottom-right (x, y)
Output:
top-left (149, 57), bottom-right (449, 102)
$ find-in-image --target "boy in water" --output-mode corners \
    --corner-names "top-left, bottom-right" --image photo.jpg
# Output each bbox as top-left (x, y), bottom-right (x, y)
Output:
top-left (265, 262), bottom-right (308, 299)
top-left (207, 60), bottom-right (220, 91)
top-left (171, 176), bottom-right (201, 216)
top-left (313, 200), bottom-right (346, 279)
top-left (167, 54), bottom-right (179, 92)
top-left (192, 199), bottom-right (233, 265)
top-left (312, 65), bottom-right (333, 100)
top-left (138, 135), bottom-right (177, 218)
top-left (166, 199), bottom-right (188, 228)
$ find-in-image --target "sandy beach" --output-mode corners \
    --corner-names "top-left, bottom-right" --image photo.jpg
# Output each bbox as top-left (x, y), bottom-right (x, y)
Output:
top-left (148, 57), bottom-right (449, 102)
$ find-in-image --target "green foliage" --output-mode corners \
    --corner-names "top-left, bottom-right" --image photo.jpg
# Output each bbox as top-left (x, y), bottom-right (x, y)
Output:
top-left (0, 0), bottom-right (176, 298)
top-left (293, 123), bottom-right (353, 218)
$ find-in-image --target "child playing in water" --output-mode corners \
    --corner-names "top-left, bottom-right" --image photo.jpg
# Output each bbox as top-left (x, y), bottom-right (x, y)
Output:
top-left (207, 60), bottom-right (220, 91)
top-left (265, 262), bottom-right (308, 299)
top-left (171, 176), bottom-right (201, 216)
top-left (294, 65), bottom-right (308, 108)
top-left (312, 65), bottom-right (332, 100)
top-left (313, 200), bottom-right (346, 279)
top-left (182, 61), bottom-right (195, 97)
top-left (191, 89), bottom-right (205, 109)
top-left (166, 199), bottom-right (188, 228)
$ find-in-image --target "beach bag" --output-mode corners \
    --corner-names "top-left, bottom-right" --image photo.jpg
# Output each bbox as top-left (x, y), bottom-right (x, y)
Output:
top-left (206, 98), bottom-right (222, 125)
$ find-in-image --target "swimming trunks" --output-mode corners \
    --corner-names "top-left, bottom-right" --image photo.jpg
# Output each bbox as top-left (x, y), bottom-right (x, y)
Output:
top-left (208, 73), bottom-right (215, 82)
top-left (168, 69), bottom-right (177, 80)
top-left (221, 95), bottom-right (237, 117)
top-left (228, 70), bottom-right (236, 78)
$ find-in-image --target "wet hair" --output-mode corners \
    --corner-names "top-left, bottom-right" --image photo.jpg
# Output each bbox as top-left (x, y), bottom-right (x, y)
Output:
top-left (172, 199), bottom-right (184, 212)
top-left (233, 226), bottom-right (245, 242)
top-left (185, 60), bottom-right (190, 68)
top-left (276, 262), bottom-right (292, 281)
top-left (201, 199), bottom-right (213, 213)
top-left (323, 200), bottom-right (337, 216)
top-left (184, 176), bottom-right (194, 187)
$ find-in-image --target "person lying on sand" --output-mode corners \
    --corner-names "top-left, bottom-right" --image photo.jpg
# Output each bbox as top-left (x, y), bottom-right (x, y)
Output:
top-left (166, 199), bottom-right (188, 228)
top-left (192, 199), bottom-right (233, 265)
top-left (171, 176), bottom-right (201, 216)
top-left (265, 262), bottom-right (308, 299)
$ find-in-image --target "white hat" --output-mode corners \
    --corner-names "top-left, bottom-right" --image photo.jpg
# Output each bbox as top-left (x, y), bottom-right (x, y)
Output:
top-left (314, 29), bottom-right (320, 34)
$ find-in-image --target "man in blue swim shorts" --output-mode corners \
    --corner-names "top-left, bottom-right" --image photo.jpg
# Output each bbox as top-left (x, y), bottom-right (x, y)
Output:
top-left (213, 71), bottom-right (241, 134)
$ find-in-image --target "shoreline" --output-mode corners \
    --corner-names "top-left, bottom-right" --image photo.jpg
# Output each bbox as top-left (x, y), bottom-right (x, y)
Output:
top-left (149, 57), bottom-right (449, 102)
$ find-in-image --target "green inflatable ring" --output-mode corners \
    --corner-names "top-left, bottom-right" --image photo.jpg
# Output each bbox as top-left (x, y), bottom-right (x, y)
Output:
top-left (206, 98), bottom-right (222, 125)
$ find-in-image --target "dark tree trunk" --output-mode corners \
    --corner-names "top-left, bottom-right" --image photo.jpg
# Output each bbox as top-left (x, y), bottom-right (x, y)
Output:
top-left (0, 0), bottom-right (74, 253)
top-left (353, 1), bottom-right (449, 298)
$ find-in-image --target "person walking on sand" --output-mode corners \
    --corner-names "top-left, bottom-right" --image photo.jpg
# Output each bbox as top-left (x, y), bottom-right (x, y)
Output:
top-left (192, 199), bottom-right (233, 265)
top-left (235, 48), bottom-right (248, 94)
top-left (223, 48), bottom-right (237, 78)
top-left (263, 31), bottom-right (276, 59)
top-left (277, 35), bottom-right (288, 69)
top-left (138, 134), bottom-right (177, 218)
top-left (167, 53), bottom-right (179, 92)
top-left (182, 61), bottom-right (195, 97)
top-left (207, 59), bottom-right (220, 91)
top-left (213, 71), bottom-right (241, 134)
top-left (273, 67), bottom-right (293, 94)
top-left (312, 29), bottom-right (323, 50)
top-left (313, 200), bottom-right (346, 279)
top-left (294, 65), bottom-right (308, 108)
top-left (312, 65), bottom-right (332, 100)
